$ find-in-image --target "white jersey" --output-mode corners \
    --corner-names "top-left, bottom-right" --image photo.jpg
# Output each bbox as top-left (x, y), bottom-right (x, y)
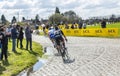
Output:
top-left (48, 29), bottom-right (55, 38)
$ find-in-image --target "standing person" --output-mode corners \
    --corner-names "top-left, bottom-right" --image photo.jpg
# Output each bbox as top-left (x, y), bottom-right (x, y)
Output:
top-left (18, 27), bottom-right (24, 49)
top-left (65, 23), bottom-right (69, 29)
top-left (0, 26), bottom-right (10, 60)
top-left (71, 24), bottom-right (74, 29)
top-left (0, 38), bottom-right (1, 59)
top-left (25, 24), bottom-right (33, 51)
top-left (0, 26), bottom-right (2, 60)
top-left (83, 21), bottom-right (87, 29)
top-left (7, 25), bottom-right (12, 42)
top-left (16, 25), bottom-right (20, 48)
top-left (78, 20), bottom-right (83, 29)
top-left (41, 23), bottom-right (46, 36)
top-left (101, 20), bottom-right (106, 28)
top-left (11, 25), bottom-right (18, 52)
top-left (74, 24), bottom-right (78, 29)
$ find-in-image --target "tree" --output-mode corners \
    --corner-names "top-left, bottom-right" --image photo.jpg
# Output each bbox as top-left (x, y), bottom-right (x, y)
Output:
top-left (63, 10), bottom-right (81, 23)
top-left (55, 7), bottom-right (60, 14)
top-left (11, 16), bottom-right (17, 24)
top-left (35, 14), bottom-right (39, 21)
top-left (49, 8), bottom-right (81, 24)
top-left (1, 14), bottom-right (7, 25)
top-left (49, 13), bottom-right (63, 24)
top-left (35, 14), bottom-right (40, 24)
top-left (109, 14), bottom-right (116, 23)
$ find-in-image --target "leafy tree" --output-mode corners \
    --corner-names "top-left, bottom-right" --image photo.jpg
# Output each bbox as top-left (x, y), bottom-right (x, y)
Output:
top-left (35, 14), bottom-right (39, 21)
top-left (1, 14), bottom-right (7, 25)
top-left (49, 13), bottom-right (64, 24)
top-left (63, 10), bottom-right (81, 23)
top-left (49, 8), bottom-right (81, 24)
top-left (55, 7), bottom-right (60, 14)
top-left (109, 14), bottom-right (116, 23)
top-left (35, 14), bottom-right (40, 24)
top-left (11, 16), bottom-right (17, 24)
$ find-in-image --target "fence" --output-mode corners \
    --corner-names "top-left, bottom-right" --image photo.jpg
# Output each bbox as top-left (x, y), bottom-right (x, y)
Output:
top-left (62, 28), bottom-right (118, 37)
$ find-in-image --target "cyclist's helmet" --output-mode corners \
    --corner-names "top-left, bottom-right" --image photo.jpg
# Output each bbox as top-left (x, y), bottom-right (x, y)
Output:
top-left (55, 26), bottom-right (59, 30)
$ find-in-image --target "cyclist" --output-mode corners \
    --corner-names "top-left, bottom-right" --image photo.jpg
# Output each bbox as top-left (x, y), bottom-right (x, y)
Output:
top-left (54, 25), bottom-right (67, 51)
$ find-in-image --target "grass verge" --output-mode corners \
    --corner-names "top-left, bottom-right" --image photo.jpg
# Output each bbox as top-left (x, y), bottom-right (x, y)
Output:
top-left (0, 39), bottom-right (43, 76)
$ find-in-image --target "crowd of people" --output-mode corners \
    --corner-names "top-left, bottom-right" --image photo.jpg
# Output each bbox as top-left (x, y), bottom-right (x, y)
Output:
top-left (64, 22), bottom-right (87, 29)
top-left (0, 23), bottom-right (33, 61)
top-left (63, 20), bottom-right (106, 29)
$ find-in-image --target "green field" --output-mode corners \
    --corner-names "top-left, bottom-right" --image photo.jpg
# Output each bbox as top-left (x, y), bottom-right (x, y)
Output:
top-left (0, 39), bottom-right (43, 76)
top-left (87, 22), bottom-right (120, 28)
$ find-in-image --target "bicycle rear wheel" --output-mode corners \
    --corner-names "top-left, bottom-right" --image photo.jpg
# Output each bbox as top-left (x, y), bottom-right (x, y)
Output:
top-left (59, 48), bottom-right (66, 62)
top-left (63, 48), bottom-right (70, 61)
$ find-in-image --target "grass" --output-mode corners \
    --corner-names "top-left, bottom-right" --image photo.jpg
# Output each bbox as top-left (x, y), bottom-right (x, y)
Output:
top-left (0, 39), bottom-right (43, 76)
top-left (87, 22), bottom-right (120, 28)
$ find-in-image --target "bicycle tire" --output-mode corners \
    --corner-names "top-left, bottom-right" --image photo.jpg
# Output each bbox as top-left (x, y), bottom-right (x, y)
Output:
top-left (63, 48), bottom-right (70, 61)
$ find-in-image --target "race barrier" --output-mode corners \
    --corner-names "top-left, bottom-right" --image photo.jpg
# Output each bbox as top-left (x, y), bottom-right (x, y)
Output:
top-left (62, 28), bottom-right (119, 37)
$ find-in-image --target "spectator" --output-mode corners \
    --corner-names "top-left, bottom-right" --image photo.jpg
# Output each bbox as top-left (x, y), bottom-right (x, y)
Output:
top-left (25, 24), bottom-right (33, 51)
top-left (71, 24), bottom-right (74, 29)
top-left (41, 23), bottom-right (46, 36)
top-left (0, 26), bottom-right (10, 60)
top-left (74, 24), bottom-right (78, 29)
top-left (6, 25), bottom-right (12, 42)
top-left (78, 20), bottom-right (83, 29)
top-left (16, 25), bottom-right (20, 48)
top-left (11, 25), bottom-right (18, 52)
top-left (101, 20), bottom-right (106, 28)
top-left (0, 26), bottom-right (2, 60)
top-left (83, 21), bottom-right (87, 29)
top-left (65, 23), bottom-right (69, 29)
top-left (0, 41), bottom-right (1, 59)
top-left (18, 27), bottom-right (24, 49)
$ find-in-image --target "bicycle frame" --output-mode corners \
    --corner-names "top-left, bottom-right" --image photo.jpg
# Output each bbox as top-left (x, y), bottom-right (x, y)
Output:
top-left (59, 41), bottom-right (70, 62)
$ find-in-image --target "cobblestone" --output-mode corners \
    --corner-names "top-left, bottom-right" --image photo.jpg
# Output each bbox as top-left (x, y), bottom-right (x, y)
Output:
top-left (31, 35), bottom-right (120, 76)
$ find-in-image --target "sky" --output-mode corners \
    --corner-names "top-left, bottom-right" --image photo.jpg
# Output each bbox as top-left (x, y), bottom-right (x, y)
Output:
top-left (0, 0), bottom-right (120, 21)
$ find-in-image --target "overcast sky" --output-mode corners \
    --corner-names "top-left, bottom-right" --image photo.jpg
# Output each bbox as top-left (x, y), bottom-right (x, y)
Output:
top-left (0, 0), bottom-right (120, 21)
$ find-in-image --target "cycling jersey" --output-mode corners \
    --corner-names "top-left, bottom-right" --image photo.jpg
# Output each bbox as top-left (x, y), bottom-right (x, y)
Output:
top-left (54, 29), bottom-right (62, 38)
top-left (48, 29), bottom-right (55, 39)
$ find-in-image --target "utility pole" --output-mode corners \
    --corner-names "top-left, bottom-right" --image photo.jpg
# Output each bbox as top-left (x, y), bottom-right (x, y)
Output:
top-left (17, 12), bottom-right (19, 22)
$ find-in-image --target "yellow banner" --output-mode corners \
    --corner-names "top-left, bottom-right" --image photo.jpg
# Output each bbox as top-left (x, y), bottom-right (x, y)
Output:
top-left (62, 28), bottom-right (119, 37)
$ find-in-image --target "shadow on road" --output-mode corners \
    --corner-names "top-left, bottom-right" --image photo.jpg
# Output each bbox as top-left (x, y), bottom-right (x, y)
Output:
top-left (64, 58), bottom-right (75, 64)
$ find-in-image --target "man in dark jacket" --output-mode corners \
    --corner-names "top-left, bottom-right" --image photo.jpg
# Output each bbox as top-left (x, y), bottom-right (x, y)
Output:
top-left (0, 26), bottom-right (10, 60)
top-left (18, 27), bottom-right (24, 49)
top-left (11, 25), bottom-right (18, 52)
top-left (25, 24), bottom-right (33, 50)
top-left (78, 20), bottom-right (83, 29)
top-left (101, 20), bottom-right (106, 28)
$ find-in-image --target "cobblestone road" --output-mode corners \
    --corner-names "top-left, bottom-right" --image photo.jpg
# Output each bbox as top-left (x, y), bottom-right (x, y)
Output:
top-left (31, 35), bottom-right (120, 76)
